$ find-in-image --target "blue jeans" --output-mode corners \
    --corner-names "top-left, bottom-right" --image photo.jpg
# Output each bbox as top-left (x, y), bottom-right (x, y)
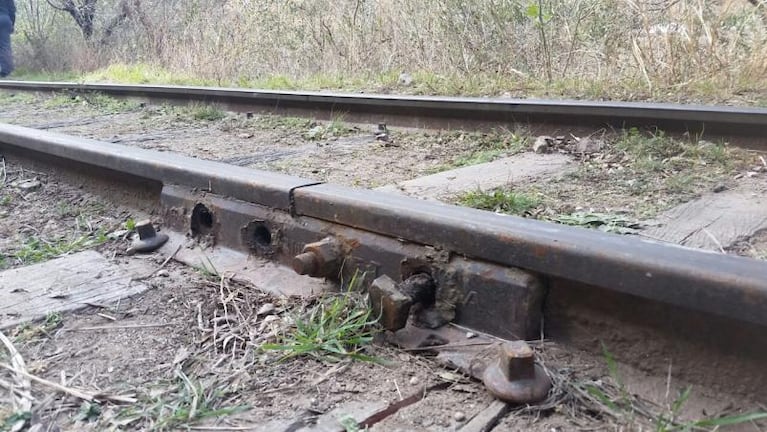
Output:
top-left (0, 14), bottom-right (13, 77)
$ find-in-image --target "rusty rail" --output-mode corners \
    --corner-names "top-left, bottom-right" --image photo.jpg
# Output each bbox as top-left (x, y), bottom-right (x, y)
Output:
top-left (2, 80), bottom-right (767, 148)
top-left (1, 123), bottom-right (766, 330)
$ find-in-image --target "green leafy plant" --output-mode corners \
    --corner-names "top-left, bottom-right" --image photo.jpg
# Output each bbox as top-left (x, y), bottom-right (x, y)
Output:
top-left (551, 212), bottom-right (642, 234)
top-left (459, 189), bottom-right (540, 215)
top-left (262, 271), bottom-right (378, 362)
top-left (12, 231), bottom-right (109, 266)
top-left (117, 371), bottom-right (248, 431)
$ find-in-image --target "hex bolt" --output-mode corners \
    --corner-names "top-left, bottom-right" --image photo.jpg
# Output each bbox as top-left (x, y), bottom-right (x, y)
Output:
top-left (291, 237), bottom-right (342, 278)
top-left (135, 221), bottom-right (157, 240)
top-left (292, 251), bottom-right (319, 276)
top-left (126, 220), bottom-right (169, 255)
top-left (482, 341), bottom-right (552, 404)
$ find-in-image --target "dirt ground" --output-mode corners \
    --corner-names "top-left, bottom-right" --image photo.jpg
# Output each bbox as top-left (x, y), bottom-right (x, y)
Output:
top-left (0, 90), bottom-right (523, 190)
top-left (1, 93), bottom-right (767, 431)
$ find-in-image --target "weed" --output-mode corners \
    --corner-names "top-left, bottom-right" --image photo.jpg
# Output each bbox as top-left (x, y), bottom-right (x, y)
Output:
top-left (194, 254), bottom-right (219, 279)
top-left (303, 115), bottom-right (354, 140)
top-left (43, 92), bottom-right (78, 108)
top-left (81, 92), bottom-right (140, 113)
top-left (262, 271), bottom-right (379, 363)
top-left (76, 402), bottom-right (102, 423)
top-left (458, 189), bottom-right (540, 215)
top-left (0, 194), bottom-right (10, 206)
top-left (56, 201), bottom-right (76, 217)
top-left (1, 411), bottom-right (31, 432)
top-left (551, 212), bottom-right (642, 234)
top-left (124, 218), bottom-right (137, 231)
top-left (182, 103), bottom-right (227, 122)
top-left (12, 312), bottom-right (63, 343)
top-left (82, 63), bottom-right (211, 87)
top-left (11, 231), bottom-right (109, 266)
top-left (257, 115), bottom-right (314, 130)
top-left (429, 131), bottom-right (528, 173)
top-left (339, 416), bottom-right (361, 432)
top-left (117, 371), bottom-right (248, 431)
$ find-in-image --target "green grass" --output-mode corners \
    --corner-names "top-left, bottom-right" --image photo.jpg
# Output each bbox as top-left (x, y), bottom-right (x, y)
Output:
top-left (262, 272), bottom-right (379, 363)
top-left (12, 312), bottom-right (63, 343)
top-left (81, 63), bottom-right (212, 87)
top-left (550, 212), bottom-right (642, 234)
top-left (458, 189), bottom-right (540, 215)
top-left (116, 371), bottom-right (248, 431)
top-left (175, 103), bottom-right (227, 122)
top-left (428, 131), bottom-right (528, 173)
top-left (0, 194), bottom-right (11, 206)
top-left (11, 231), bottom-right (108, 266)
top-left (257, 114), bottom-right (315, 130)
top-left (615, 128), bottom-right (730, 169)
top-left (10, 59), bottom-right (767, 104)
top-left (43, 92), bottom-right (78, 108)
top-left (303, 115), bottom-right (355, 140)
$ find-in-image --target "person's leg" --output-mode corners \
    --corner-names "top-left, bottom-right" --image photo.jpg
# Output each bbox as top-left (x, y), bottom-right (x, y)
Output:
top-left (0, 14), bottom-right (13, 77)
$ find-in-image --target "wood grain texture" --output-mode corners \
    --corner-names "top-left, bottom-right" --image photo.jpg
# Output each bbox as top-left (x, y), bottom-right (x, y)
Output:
top-left (0, 251), bottom-right (149, 329)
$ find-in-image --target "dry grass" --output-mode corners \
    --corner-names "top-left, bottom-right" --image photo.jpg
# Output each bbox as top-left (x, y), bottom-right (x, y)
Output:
top-left (10, 0), bottom-right (767, 102)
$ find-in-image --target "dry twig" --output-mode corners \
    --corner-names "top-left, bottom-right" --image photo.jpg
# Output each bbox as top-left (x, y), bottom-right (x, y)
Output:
top-left (0, 363), bottom-right (136, 404)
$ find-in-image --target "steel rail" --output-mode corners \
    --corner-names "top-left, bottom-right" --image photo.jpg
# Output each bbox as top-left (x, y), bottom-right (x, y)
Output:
top-left (1, 123), bottom-right (766, 328)
top-left (1, 80), bottom-right (767, 146)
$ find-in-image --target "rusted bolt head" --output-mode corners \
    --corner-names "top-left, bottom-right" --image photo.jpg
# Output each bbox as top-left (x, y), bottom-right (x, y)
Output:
top-left (292, 237), bottom-right (343, 278)
top-left (135, 220), bottom-right (157, 240)
top-left (127, 220), bottom-right (168, 255)
top-left (292, 251), bottom-right (319, 276)
top-left (369, 275), bottom-right (413, 331)
top-left (482, 341), bottom-right (551, 404)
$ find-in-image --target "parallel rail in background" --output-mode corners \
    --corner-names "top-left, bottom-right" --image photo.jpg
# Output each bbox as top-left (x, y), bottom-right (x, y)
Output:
top-left (1, 80), bottom-right (767, 148)
top-left (2, 82), bottom-right (767, 396)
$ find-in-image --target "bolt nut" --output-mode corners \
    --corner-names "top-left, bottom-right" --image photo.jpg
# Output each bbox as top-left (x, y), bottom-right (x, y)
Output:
top-left (482, 341), bottom-right (551, 404)
top-left (292, 251), bottom-right (319, 275)
top-left (291, 237), bottom-right (342, 278)
top-left (127, 220), bottom-right (169, 255)
top-left (369, 275), bottom-right (413, 331)
top-left (135, 220), bottom-right (157, 240)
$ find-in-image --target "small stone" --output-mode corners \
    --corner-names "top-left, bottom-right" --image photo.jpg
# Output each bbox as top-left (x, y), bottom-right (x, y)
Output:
top-left (157, 269), bottom-right (170, 277)
top-left (310, 397), bottom-right (318, 406)
top-left (712, 183), bottom-right (727, 193)
top-left (453, 411), bottom-right (466, 422)
top-left (533, 135), bottom-right (553, 154)
top-left (257, 303), bottom-right (276, 316)
top-left (466, 331), bottom-right (477, 339)
top-left (237, 133), bottom-right (254, 139)
top-left (409, 376), bottom-right (419, 386)
top-left (12, 178), bottom-right (42, 192)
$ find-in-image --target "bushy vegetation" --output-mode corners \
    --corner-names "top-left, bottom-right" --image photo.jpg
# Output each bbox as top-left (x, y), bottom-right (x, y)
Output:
top-left (11, 1), bottom-right (767, 101)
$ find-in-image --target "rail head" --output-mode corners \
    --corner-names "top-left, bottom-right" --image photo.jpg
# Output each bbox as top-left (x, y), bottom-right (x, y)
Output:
top-left (1, 80), bottom-right (766, 133)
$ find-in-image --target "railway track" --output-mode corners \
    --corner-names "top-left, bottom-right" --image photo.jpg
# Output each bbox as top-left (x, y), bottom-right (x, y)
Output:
top-left (1, 82), bottom-right (766, 430)
top-left (1, 80), bottom-right (767, 149)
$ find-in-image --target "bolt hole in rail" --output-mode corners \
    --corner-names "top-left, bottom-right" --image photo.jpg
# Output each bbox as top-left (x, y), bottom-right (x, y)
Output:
top-left (0, 82), bottom-right (766, 402)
